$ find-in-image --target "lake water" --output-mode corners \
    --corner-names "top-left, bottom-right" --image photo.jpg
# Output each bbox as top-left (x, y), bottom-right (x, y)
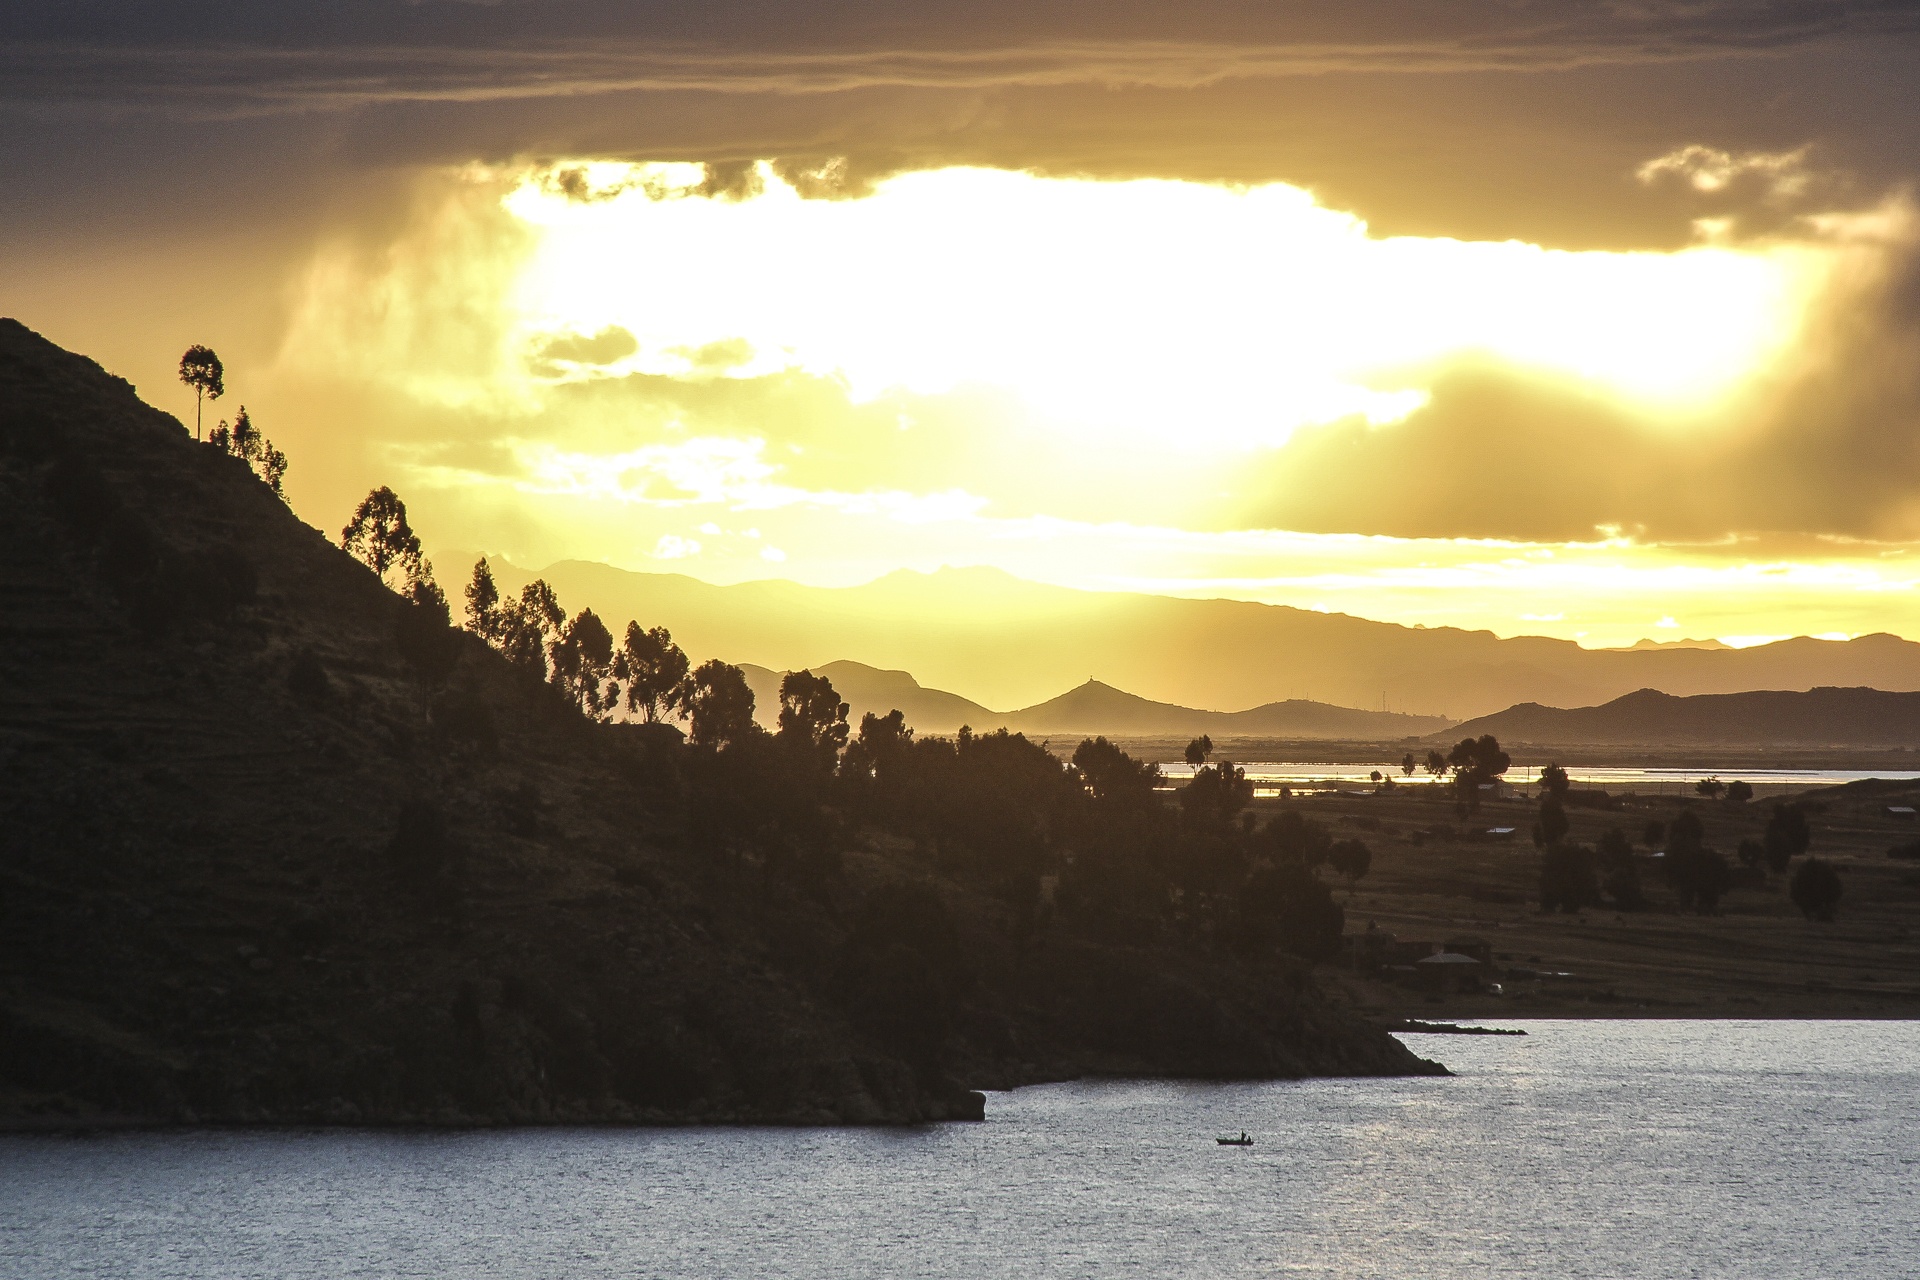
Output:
top-left (1157, 762), bottom-right (1920, 798)
top-left (5, 1021), bottom-right (1917, 1279)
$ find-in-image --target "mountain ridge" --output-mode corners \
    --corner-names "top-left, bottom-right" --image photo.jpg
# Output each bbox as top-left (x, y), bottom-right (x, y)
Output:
top-left (489, 558), bottom-right (1920, 720)
top-left (1442, 686), bottom-right (1920, 747)
top-left (736, 662), bottom-right (1454, 739)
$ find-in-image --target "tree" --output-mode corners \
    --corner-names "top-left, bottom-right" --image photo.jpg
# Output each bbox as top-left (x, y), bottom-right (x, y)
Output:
top-left (498, 580), bottom-right (564, 679)
top-left (340, 487), bottom-right (426, 589)
top-left (1240, 861), bottom-right (1344, 961)
top-left (1663, 809), bottom-right (1730, 913)
top-left (178, 345), bottom-right (224, 441)
top-left (395, 573), bottom-right (457, 678)
top-left (778, 669), bottom-right (850, 766)
top-left (1764, 802), bottom-right (1812, 874)
top-left (1695, 776), bottom-right (1726, 800)
top-left (1725, 779), bottom-right (1754, 805)
top-left (842, 710), bottom-right (915, 795)
top-left (1789, 858), bottom-right (1842, 921)
top-left (615, 623), bottom-right (690, 722)
top-left (1597, 826), bottom-right (1646, 910)
top-left (1402, 752), bottom-right (1416, 777)
top-left (1642, 819), bottom-right (1666, 849)
top-left (1329, 838), bottom-right (1372, 885)
top-left (1532, 793), bottom-right (1570, 848)
top-left (209, 406), bottom-right (289, 499)
top-left (1539, 842), bottom-right (1600, 913)
top-left (683, 659), bottom-right (758, 750)
top-left (1180, 759), bottom-right (1252, 830)
top-left (1184, 735), bottom-right (1214, 768)
top-left (1072, 736), bottom-right (1162, 808)
top-left (1539, 763), bottom-right (1570, 798)
top-left (550, 608), bottom-right (617, 718)
top-left (463, 560), bottom-right (502, 641)
top-left (1737, 837), bottom-right (1766, 870)
top-left (1424, 749), bottom-right (1449, 778)
top-left (1448, 734), bottom-right (1510, 814)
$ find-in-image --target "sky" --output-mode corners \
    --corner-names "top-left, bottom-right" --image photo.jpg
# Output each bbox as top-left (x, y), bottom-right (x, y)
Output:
top-left (5, 1), bottom-right (1920, 650)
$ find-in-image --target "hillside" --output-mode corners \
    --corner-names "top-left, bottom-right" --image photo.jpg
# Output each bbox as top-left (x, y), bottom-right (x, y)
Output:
top-left (0, 320), bottom-right (1436, 1127)
top-left (490, 560), bottom-right (1920, 721)
top-left (1445, 686), bottom-right (1920, 748)
top-left (738, 663), bottom-right (1450, 739)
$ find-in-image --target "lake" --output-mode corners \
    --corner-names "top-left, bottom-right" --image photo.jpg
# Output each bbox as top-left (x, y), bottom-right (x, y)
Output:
top-left (1157, 762), bottom-right (1920, 798)
top-left (5, 1021), bottom-right (1916, 1279)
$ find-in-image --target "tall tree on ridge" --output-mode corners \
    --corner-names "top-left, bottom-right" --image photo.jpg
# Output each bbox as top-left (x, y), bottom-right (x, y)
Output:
top-left (464, 560), bottom-right (502, 642)
top-left (615, 622), bottom-right (690, 722)
top-left (341, 487), bottom-right (427, 590)
top-left (178, 345), bottom-right (223, 441)
top-left (683, 659), bottom-right (758, 750)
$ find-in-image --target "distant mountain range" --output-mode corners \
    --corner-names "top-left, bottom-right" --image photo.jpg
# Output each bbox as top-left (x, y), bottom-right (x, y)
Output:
top-left (1443, 687), bottom-right (1920, 747)
top-left (487, 559), bottom-right (1920, 720)
top-left (738, 661), bottom-right (1451, 740)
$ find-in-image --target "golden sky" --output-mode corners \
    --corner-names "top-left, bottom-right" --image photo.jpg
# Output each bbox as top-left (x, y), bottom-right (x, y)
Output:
top-left (5, 2), bottom-right (1920, 651)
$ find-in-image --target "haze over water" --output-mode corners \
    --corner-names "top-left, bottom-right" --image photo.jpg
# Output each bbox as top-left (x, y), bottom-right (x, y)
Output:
top-left (6, 1021), bottom-right (1915, 1279)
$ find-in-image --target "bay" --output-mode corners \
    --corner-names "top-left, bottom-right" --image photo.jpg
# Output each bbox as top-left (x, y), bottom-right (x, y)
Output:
top-left (5, 1020), bottom-right (1916, 1279)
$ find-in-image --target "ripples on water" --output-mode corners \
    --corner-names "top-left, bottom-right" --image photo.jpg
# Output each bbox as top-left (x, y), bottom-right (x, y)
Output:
top-left (5, 1021), bottom-right (1917, 1279)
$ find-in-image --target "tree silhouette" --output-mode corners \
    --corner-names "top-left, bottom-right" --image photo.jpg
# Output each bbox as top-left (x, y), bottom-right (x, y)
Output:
top-left (1597, 826), bottom-right (1645, 909)
top-left (1184, 735), bottom-right (1214, 768)
top-left (616, 623), bottom-right (691, 722)
top-left (1539, 763), bottom-right (1570, 798)
top-left (1725, 779), bottom-right (1754, 804)
top-left (1532, 793), bottom-right (1570, 848)
top-left (684, 659), bottom-right (758, 750)
top-left (1663, 809), bottom-right (1730, 913)
top-left (178, 345), bottom-right (223, 441)
top-left (1071, 736), bottom-right (1162, 808)
top-left (463, 560), bottom-right (502, 642)
top-left (1695, 776), bottom-right (1726, 800)
top-left (1763, 802), bottom-right (1812, 874)
top-left (1180, 759), bottom-right (1252, 830)
top-left (1539, 842), bottom-right (1600, 913)
top-left (1401, 752), bottom-right (1416, 777)
top-left (340, 487), bottom-right (426, 589)
top-left (209, 406), bottom-right (289, 499)
top-left (498, 579), bottom-right (564, 679)
top-left (551, 608), bottom-right (617, 718)
top-left (1789, 858), bottom-right (1842, 921)
top-left (778, 670), bottom-right (850, 766)
top-left (1328, 838), bottom-right (1372, 885)
top-left (1423, 749), bottom-right (1449, 777)
top-left (1447, 734), bottom-right (1510, 814)
top-left (841, 709), bottom-right (915, 801)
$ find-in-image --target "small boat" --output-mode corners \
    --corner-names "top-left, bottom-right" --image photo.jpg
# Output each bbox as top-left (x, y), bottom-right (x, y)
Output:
top-left (1216, 1132), bottom-right (1253, 1146)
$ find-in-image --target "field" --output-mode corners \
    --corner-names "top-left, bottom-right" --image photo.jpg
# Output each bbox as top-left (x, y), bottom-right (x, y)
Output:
top-left (1258, 777), bottom-right (1920, 1021)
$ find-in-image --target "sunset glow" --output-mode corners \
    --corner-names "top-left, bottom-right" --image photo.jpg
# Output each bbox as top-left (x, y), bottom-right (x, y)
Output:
top-left (502, 162), bottom-right (1815, 435)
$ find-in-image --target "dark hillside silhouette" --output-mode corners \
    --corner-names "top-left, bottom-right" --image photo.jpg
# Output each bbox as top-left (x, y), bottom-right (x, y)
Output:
top-left (0, 320), bottom-right (1436, 1127)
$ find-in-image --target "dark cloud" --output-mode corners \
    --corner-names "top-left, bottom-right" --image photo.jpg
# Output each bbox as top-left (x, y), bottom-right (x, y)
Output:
top-left (528, 326), bottom-right (638, 374)
top-left (4, 1), bottom-right (1918, 254)
top-left (5, 4), bottom-right (1919, 110)
top-left (1238, 233), bottom-right (1920, 543)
